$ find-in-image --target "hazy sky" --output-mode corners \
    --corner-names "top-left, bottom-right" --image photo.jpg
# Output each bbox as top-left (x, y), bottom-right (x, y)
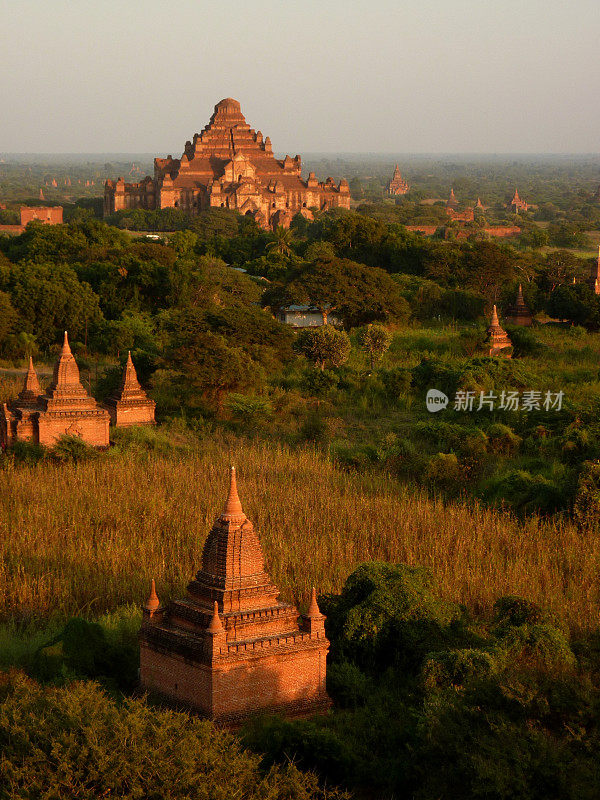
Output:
top-left (1, 0), bottom-right (599, 154)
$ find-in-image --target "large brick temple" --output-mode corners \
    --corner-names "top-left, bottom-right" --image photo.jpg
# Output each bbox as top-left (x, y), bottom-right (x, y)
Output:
top-left (104, 97), bottom-right (351, 230)
top-left (139, 467), bottom-right (330, 725)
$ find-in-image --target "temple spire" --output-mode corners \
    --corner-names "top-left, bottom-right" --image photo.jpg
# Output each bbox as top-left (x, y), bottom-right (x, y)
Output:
top-left (307, 587), bottom-right (322, 618)
top-left (119, 351), bottom-right (142, 393)
top-left (207, 600), bottom-right (223, 633)
top-left (220, 466), bottom-right (245, 522)
top-left (47, 329), bottom-right (85, 393)
top-left (487, 305), bottom-right (512, 356)
top-left (61, 330), bottom-right (71, 354)
top-left (19, 356), bottom-right (42, 401)
top-left (145, 579), bottom-right (160, 614)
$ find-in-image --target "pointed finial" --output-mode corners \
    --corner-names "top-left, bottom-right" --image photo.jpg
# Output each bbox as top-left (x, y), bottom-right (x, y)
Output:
top-left (19, 355), bottom-right (42, 400)
top-left (61, 330), bottom-right (72, 354)
top-left (491, 305), bottom-right (500, 326)
top-left (145, 579), bottom-right (160, 613)
top-left (307, 587), bottom-right (322, 618)
top-left (220, 466), bottom-right (245, 521)
top-left (207, 600), bottom-right (223, 633)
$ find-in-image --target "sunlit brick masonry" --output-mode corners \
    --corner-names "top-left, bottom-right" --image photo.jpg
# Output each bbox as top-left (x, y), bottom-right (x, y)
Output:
top-left (105, 97), bottom-right (351, 230)
top-left (0, 335), bottom-right (155, 449)
top-left (139, 467), bottom-right (331, 726)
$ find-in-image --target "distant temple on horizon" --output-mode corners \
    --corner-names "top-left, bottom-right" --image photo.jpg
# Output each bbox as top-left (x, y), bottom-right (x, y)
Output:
top-left (387, 165), bottom-right (410, 195)
top-left (507, 189), bottom-right (529, 213)
top-left (445, 188), bottom-right (475, 222)
top-left (505, 285), bottom-right (533, 327)
top-left (20, 206), bottom-right (63, 227)
top-left (104, 98), bottom-right (351, 230)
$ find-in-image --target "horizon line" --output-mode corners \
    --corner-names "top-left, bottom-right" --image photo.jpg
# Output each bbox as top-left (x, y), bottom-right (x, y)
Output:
top-left (2, 151), bottom-right (600, 158)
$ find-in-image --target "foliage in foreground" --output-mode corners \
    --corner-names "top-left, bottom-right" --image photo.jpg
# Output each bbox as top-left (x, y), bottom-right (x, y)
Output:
top-left (0, 673), bottom-right (345, 800)
top-left (242, 562), bottom-right (600, 800)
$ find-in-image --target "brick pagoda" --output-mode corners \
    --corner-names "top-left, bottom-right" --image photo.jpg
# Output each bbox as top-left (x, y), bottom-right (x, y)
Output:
top-left (387, 165), bottom-right (410, 195)
top-left (506, 284), bottom-right (533, 326)
top-left (507, 189), bottom-right (528, 213)
top-left (446, 188), bottom-right (459, 209)
top-left (104, 352), bottom-right (155, 427)
top-left (36, 332), bottom-right (110, 447)
top-left (140, 467), bottom-right (330, 725)
top-left (1, 357), bottom-right (43, 446)
top-left (589, 246), bottom-right (600, 295)
top-left (105, 98), bottom-right (350, 230)
top-left (487, 305), bottom-right (512, 357)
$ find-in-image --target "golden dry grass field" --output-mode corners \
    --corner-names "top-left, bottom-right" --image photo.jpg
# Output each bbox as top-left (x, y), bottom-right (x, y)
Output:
top-left (1, 432), bottom-right (598, 632)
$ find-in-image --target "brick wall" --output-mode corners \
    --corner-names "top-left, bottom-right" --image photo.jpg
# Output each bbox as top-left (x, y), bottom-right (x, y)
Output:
top-left (20, 207), bottom-right (63, 226)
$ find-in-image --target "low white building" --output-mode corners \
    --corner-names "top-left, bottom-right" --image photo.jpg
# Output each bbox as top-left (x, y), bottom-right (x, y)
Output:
top-left (277, 305), bottom-right (339, 328)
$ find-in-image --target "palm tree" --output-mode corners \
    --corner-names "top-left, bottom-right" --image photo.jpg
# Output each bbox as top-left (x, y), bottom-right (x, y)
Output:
top-left (266, 225), bottom-right (293, 257)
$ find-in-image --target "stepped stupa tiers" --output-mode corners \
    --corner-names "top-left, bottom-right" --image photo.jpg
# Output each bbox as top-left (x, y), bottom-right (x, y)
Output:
top-left (104, 352), bottom-right (156, 427)
top-left (104, 98), bottom-right (351, 230)
top-left (387, 165), bottom-right (410, 195)
top-left (37, 332), bottom-right (110, 447)
top-left (1, 357), bottom-right (43, 445)
top-left (139, 467), bottom-right (330, 725)
top-left (505, 284), bottom-right (533, 326)
top-left (0, 333), bottom-right (110, 449)
top-left (487, 306), bottom-right (512, 357)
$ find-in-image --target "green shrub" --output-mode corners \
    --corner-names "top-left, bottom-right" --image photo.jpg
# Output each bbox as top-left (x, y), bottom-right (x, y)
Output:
top-left (0, 674), bottom-right (342, 800)
top-left (31, 616), bottom-right (139, 691)
top-left (505, 325), bottom-right (544, 358)
top-left (573, 460), bottom-right (600, 527)
top-left (50, 435), bottom-right (99, 464)
top-left (422, 648), bottom-right (499, 690)
top-left (2, 439), bottom-right (45, 466)
top-left (326, 661), bottom-right (372, 708)
top-left (300, 367), bottom-right (339, 397)
top-left (323, 562), bottom-right (465, 672)
top-left (424, 453), bottom-right (460, 490)
top-left (482, 469), bottom-right (567, 514)
top-left (241, 714), bottom-right (354, 789)
top-left (298, 412), bottom-right (329, 444)
top-left (487, 423), bottom-right (521, 455)
top-left (379, 366), bottom-right (412, 399)
top-left (496, 623), bottom-right (576, 670)
top-left (493, 596), bottom-right (547, 629)
top-left (225, 392), bottom-right (273, 428)
top-left (492, 596), bottom-right (574, 670)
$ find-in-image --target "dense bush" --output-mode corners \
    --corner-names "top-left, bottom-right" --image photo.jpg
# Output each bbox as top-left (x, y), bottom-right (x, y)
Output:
top-left (243, 563), bottom-right (600, 800)
top-left (321, 562), bottom-right (466, 672)
top-left (0, 673), bottom-right (343, 800)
